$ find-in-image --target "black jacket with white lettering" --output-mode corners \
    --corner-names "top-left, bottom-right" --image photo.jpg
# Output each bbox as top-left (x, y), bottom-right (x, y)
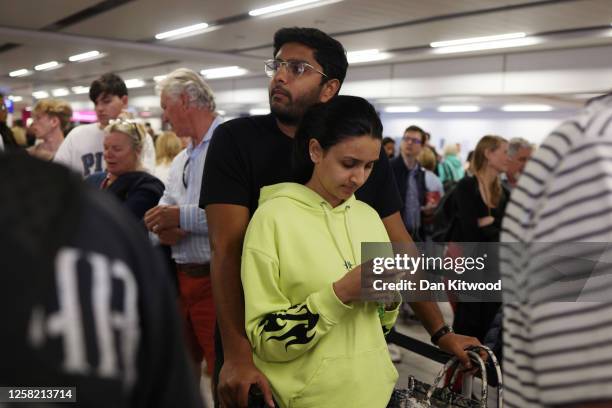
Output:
top-left (0, 154), bottom-right (203, 408)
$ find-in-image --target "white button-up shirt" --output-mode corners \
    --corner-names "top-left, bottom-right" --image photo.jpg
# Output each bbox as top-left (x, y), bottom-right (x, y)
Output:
top-left (158, 116), bottom-right (221, 264)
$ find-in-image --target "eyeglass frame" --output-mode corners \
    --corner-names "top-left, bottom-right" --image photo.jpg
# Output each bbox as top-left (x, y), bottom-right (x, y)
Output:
top-left (264, 59), bottom-right (328, 79)
top-left (402, 135), bottom-right (423, 145)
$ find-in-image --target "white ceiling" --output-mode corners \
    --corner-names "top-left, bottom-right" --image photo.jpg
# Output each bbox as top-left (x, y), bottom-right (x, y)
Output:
top-left (0, 0), bottom-right (611, 113)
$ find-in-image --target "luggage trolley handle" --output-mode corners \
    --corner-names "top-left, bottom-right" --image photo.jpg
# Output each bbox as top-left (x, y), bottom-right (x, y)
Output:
top-left (426, 345), bottom-right (503, 408)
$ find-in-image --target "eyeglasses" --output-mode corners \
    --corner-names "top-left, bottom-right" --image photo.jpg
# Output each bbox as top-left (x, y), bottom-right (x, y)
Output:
top-left (108, 118), bottom-right (139, 134)
top-left (107, 118), bottom-right (143, 140)
top-left (264, 59), bottom-right (328, 79)
top-left (402, 136), bottom-right (423, 145)
top-left (182, 157), bottom-right (190, 189)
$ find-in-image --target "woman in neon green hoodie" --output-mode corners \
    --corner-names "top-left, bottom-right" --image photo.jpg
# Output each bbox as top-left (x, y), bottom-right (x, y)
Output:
top-left (242, 96), bottom-right (400, 408)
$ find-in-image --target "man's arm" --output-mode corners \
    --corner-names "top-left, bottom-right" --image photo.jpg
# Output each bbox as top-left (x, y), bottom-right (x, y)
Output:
top-left (381, 212), bottom-right (444, 331)
top-left (206, 204), bottom-right (274, 408)
top-left (381, 211), bottom-right (481, 367)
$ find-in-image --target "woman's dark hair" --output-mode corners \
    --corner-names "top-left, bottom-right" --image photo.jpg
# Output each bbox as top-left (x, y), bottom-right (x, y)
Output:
top-left (292, 95), bottom-right (383, 184)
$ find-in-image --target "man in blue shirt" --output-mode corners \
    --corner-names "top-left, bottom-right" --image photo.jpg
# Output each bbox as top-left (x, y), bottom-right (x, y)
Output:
top-left (144, 68), bottom-right (220, 395)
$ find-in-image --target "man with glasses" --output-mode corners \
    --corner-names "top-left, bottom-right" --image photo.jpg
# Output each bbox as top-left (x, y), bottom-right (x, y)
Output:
top-left (144, 68), bottom-right (220, 405)
top-left (390, 125), bottom-right (440, 241)
top-left (201, 27), bottom-right (481, 408)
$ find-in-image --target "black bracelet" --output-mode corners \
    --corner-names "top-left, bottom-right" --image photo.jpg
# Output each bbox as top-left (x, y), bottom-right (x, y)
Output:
top-left (431, 324), bottom-right (453, 346)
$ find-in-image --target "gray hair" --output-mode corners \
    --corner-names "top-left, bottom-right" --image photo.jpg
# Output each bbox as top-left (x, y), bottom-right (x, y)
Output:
top-left (158, 68), bottom-right (216, 112)
top-left (508, 137), bottom-right (532, 157)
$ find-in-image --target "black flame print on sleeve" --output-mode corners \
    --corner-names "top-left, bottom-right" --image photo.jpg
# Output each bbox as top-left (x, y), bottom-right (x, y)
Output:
top-left (259, 304), bottom-right (320, 350)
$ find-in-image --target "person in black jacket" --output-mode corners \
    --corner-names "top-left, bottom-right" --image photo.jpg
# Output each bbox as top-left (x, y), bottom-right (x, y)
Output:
top-left (0, 153), bottom-right (204, 408)
top-left (451, 135), bottom-right (510, 342)
top-left (86, 118), bottom-right (163, 221)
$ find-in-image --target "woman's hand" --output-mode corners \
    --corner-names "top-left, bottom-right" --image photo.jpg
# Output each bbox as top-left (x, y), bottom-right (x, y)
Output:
top-left (333, 265), bottom-right (362, 304)
top-left (477, 216), bottom-right (494, 227)
top-left (333, 262), bottom-right (405, 305)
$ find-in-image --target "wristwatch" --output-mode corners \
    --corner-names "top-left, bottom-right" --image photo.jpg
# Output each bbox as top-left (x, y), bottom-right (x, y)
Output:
top-left (431, 324), bottom-right (453, 346)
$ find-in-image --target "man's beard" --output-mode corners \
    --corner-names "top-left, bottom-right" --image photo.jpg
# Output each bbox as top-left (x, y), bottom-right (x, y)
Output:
top-left (269, 86), bottom-right (322, 126)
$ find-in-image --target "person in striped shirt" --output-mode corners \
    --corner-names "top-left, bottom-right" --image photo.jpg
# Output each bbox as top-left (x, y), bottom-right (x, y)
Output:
top-left (501, 92), bottom-right (612, 408)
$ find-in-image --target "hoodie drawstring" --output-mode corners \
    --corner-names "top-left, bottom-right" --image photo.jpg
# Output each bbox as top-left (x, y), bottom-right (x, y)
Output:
top-left (321, 203), bottom-right (359, 271)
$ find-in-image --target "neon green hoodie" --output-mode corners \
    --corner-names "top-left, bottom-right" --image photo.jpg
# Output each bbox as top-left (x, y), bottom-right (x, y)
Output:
top-left (242, 182), bottom-right (399, 408)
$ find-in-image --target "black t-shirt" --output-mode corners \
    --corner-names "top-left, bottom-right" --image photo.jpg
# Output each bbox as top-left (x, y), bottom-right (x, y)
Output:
top-left (0, 155), bottom-right (203, 408)
top-left (200, 114), bottom-right (402, 217)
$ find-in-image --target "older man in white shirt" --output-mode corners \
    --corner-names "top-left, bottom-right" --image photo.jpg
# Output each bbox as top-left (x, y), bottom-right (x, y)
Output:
top-left (144, 69), bottom-right (219, 397)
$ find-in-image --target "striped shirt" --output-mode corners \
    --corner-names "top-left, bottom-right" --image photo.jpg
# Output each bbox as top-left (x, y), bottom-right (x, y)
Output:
top-left (501, 93), bottom-right (612, 407)
top-left (158, 116), bottom-right (220, 264)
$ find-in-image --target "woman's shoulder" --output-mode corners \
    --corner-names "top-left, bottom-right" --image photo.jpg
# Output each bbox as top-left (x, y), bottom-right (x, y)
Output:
top-left (352, 199), bottom-right (390, 240)
top-left (352, 199), bottom-right (387, 225)
top-left (454, 175), bottom-right (479, 197)
top-left (123, 171), bottom-right (164, 193)
top-left (456, 174), bottom-right (476, 188)
top-left (351, 198), bottom-right (379, 216)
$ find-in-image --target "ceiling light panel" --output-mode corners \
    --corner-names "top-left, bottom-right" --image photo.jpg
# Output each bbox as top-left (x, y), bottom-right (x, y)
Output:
top-left (155, 22), bottom-right (209, 40)
top-left (432, 37), bottom-right (539, 54)
top-left (384, 106), bottom-right (421, 113)
top-left (347, 49), bottom-right (391, 64)
top-left (501, 104), bottom-right (553, 112)
top-left (201, 66), bottom-right (247, 79)
top-left (9, 68), bottom-right (32, 77)
top-left (249, 108), bottom-right (271, 115)
top-left (52, 88), bottom-right (70, 97)
top-left (437, 105), bottom-right (481, 113)
top-left (32, 91), bottom-right (50, 99)
top-left (34, 61), bottom-right (61, 71)
top-left (124, 79), bottom-right (146, 89)
top-left (69, 50), bottom-right (102, 62)
top-left (249, 0), bottom-right (322, 16)
top-left (71, 86), bottom-right (90, 94)
top-left (430, 32), bottom-right (526, 48)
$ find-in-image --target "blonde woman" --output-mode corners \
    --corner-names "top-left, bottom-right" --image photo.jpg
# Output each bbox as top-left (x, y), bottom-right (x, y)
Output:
top-left (453, 135), bottom-right (510, 243)
top-left (153, 130), bottom-right (182, 186)
top-left (86, 119), bottom-right (164, 221)
top-left (438, 143), bottom-right (465, 187)
top-left (451, 135), bottom-right (510, 341)
top-left (28, 99), bottom-right (73, 160)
